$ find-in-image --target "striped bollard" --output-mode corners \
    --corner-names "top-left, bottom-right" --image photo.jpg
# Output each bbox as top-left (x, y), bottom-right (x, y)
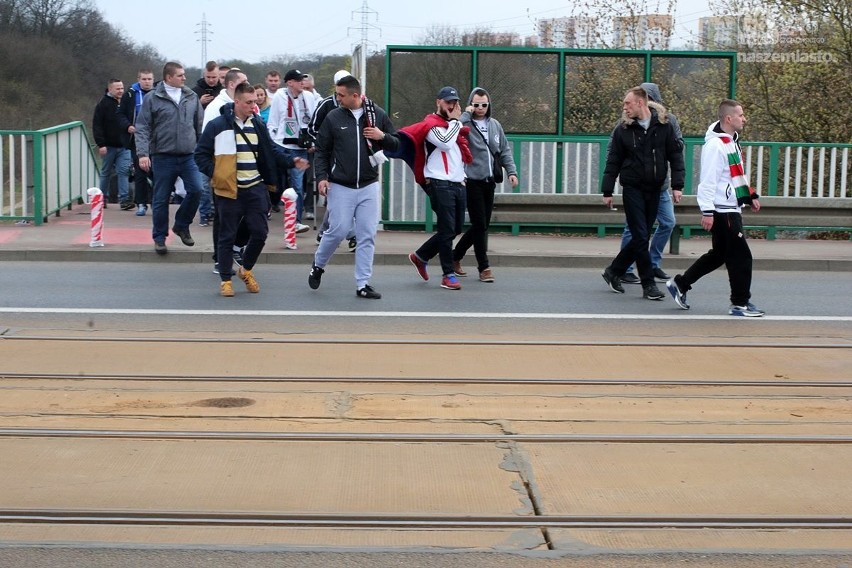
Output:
top-left (86, 187), bottom-right (105, 247)
top-left (281, 187), bottom-right (298, 250)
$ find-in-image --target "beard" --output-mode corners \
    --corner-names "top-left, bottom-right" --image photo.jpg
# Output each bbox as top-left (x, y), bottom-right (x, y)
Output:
top-left (437, 108), bottom-right (450, 120)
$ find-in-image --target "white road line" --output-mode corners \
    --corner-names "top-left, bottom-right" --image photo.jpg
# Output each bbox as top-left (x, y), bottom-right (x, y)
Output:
top-left (1, 307), bottom-right (851, 322)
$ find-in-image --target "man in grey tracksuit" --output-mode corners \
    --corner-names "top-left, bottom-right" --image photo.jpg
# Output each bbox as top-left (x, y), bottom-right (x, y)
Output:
top-left (452, 87), bottom-right (518, 282)
top-left (134, 61), bottom-right (204, 255)
top-left (308, 75), bottom-right (399, 299)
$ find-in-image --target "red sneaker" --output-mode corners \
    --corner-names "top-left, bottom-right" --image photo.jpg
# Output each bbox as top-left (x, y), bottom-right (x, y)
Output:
top-left (441, 274), bottom-right (461, 290)
top-left (408, 253), bottom-right (429, 281)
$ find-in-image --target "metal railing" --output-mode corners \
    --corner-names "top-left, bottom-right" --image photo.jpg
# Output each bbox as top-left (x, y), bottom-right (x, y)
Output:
top-left (383, 136), bottom-right (852, 227)
top-left (0, 122), bottom-right (98, 225)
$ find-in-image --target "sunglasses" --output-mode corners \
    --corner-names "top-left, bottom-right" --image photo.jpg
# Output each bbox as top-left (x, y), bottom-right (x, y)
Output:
top-left (472, 103), bottom-right (489, 108)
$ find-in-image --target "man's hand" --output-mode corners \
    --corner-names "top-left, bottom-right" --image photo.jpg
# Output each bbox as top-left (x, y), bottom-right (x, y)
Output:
top-left (363, 126), bottom-right (385, 141)
top-left (293, 157), bottom-right (309, 171)
top-left (448, 104), bottom-right (462, 120)
top-left (200, 93), bottom-right (215, 106)
top-left (98, 147), bottom-right (107, 157)
top-left (672, 189), bottom-right (683, 204)
top-left (701, 215), bottom-right (714, 231)
top-left (318, 179), bottom-right (329, 197)
top-left (603, 196), bottom-right (614, 209)
top-left (127, 125), bottom-right (136, 135)
top-left (750, 198), bottom-right (761, 212)
top-left (138, 156), bottom-right (151, 172)
top-left (509, 174), bottom-right (519, 188)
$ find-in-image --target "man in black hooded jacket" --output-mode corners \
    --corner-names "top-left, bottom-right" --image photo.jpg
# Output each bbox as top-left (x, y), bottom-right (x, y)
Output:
top-left (601, 86), bottom-right (684, 301)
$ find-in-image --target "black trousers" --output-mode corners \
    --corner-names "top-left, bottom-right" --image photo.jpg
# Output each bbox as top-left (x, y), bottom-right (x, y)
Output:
top-left (609, 187), bottom-right (660, 286)
top-left (416, 179), bottom-right (466, 276)
top-left (217, 185), bottom-right (270, 281)
top-left (678, 212), bottom-right (753, 306)
top-left (212, 194), bottom-right (250, 265)
top-left (453, 178), bottom-right (496, 272)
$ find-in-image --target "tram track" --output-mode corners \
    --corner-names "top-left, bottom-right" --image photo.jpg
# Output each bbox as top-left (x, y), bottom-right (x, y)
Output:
top-left (1, 510), bottom-right (850, 530)
top-left (1, 428), bottom-right (850, 444)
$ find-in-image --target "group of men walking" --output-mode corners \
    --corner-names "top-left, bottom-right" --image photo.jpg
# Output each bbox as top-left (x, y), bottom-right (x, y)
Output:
top-left (92, 62), bottom-right (762, 315)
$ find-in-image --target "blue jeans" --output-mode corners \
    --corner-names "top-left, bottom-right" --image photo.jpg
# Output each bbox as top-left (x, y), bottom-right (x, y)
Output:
top-left (288, 148), bottom-right (309, 222)
top-left (199, 173), bottom-right (214, 221)
top-left (150, 153), bottom-right (202, 243)
top-left (621, 189), bottom-right (675, 272)
top-left (99, 147), bottom-right (131, 204)
top-left (415, 179), bottom-right (466, 276)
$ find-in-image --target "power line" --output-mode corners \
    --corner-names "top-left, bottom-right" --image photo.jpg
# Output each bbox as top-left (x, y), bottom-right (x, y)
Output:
top-left (195, 13), bottom-right (213, 71)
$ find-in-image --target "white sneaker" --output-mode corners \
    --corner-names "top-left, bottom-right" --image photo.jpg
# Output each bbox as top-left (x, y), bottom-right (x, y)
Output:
top-left (284, 242), bottom-right (298, 250)
top-left (295, 223), bottom-right (310, 234)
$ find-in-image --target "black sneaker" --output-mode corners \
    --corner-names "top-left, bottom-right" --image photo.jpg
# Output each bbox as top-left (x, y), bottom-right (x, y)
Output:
top-left (356, 284), bottom-right (381, 299)
top-left (666, 277), bottom-right (690, 310)
top-left (348, 237), bottom-right (357, 252)
top-left (601, 267), bottom-right (624, 294)
top-left (172, 226), bottom-right (195, 246)
top-left (154, 241), bottom-right (168, 255)
top-left (120, 201), bottom-right (135, 211)
top-left (308, 264), bottom-right (324, 289)
top-left (653, 267), bottom-right (671, 282)
top-left (643, 284), bottom-right (665, 300)
top-left (232, 246), bottom-right (245, 267)
top-left (621, 272), bottom-right (640, 285)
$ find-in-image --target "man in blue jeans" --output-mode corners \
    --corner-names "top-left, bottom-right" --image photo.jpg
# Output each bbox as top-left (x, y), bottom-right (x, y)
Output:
top-left (92, 78), bottom-right (133, 209)
top-left (134, 62), bottom-right (204, 255)
top-left (618, 83), bottom-right (683, 284)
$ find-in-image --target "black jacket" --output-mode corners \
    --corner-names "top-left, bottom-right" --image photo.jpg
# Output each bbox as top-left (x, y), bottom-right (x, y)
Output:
top-left (601, 106), bottom-right (684, 196)
top-left (314, 102), bottom-right (399, 189)
top-left (92, 93), bottom-right (132, 149)
top-left (192, 77), bottom-right (223, 107)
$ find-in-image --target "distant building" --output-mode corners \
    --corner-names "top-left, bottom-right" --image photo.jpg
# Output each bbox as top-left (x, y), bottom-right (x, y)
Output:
top-left (524, 35), bottom-right (540, 48)
top-left (698, 15), bottom-right (764, 48)
top-left (537, 17), bottom-right (598, 49)
top-left (612, 14), bottom-right (673, 50)
top-left (461, 31), bottom-right (522, 47)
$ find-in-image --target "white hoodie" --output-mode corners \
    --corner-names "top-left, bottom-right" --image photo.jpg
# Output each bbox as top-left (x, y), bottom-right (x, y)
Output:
top-left (697, 121), bottom-right (745, 215)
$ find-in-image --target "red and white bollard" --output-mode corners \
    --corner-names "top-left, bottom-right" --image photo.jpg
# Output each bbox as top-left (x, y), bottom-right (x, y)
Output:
top-left (86, 187), bottom-right (105, 247)
top-left (281, 187), bottom-right (298, 250)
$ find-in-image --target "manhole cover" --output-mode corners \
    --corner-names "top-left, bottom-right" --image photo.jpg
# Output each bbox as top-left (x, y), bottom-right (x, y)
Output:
top-left (192, 397), bottom-right (255, 408)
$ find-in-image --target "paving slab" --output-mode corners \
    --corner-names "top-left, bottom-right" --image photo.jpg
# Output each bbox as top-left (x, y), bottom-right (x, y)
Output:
top-left (0, 439), bottom-right (525, 515)
top-left (525, 443), bottom-right (852, 516)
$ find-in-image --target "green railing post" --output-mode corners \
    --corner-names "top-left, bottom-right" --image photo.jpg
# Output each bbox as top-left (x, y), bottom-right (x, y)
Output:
top-left (32, 132), bottom-right (44, 226)
top-left (767, 144), bottom-right (780, 196)
top-left (555, 142), bottom-right (564, 194)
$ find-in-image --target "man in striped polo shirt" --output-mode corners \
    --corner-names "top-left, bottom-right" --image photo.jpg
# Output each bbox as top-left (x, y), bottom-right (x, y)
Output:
top-left (195, 82), bottom-right (308, 297)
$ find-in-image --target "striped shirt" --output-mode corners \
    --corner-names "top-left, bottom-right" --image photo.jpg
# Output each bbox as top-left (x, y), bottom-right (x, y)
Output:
top-left (235, 116), bottom-right (262, 189)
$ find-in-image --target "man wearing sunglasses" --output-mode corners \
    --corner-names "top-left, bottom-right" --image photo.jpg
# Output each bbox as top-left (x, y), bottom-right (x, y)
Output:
top-left (452, 88), bottom-right (518, 283)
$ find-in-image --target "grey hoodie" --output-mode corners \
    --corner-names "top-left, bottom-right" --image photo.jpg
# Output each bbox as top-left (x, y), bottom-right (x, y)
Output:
top-left (460, 87), bottom-right (517, 181)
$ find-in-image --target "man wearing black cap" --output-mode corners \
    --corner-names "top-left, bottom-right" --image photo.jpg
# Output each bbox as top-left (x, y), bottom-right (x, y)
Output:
top-left (389, 86), bottom-right (473, 290)
top-left (268, 69), bottom-right (316, 232)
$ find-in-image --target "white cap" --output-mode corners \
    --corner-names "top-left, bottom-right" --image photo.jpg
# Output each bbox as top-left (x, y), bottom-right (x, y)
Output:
top-left (333, 70), bottom-right (352, 83)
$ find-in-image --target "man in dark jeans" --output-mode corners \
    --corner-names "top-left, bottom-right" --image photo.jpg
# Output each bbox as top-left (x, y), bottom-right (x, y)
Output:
top-left (600, 86), bottom-right (684, 300)
top-left (403, 87), bottom-right (473, 290)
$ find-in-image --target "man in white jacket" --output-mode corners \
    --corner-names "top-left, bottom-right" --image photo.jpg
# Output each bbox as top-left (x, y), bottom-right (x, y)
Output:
top-left (666, 99), bottom-right (764, 317)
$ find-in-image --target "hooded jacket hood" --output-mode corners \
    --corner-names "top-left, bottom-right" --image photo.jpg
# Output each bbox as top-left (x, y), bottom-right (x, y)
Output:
top-left (467, 86), bottom-right (492, 118)
top-left (704, 119), bottom-right (739, 144)
top-left (640, 82), bottom-right (663, 104)
top-left (620, 100), bottom-right (669, 128)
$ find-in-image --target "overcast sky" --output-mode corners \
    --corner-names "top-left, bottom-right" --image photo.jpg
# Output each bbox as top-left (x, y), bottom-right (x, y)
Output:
top-left (94, 0), bottom-right (716, 68)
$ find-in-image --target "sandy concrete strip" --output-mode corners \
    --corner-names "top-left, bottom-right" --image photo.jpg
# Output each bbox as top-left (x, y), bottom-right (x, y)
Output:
top-left (525, 443), bottom-right (852, 516)
top-left (550, 528), bottom-right (852, 553)
top-left (1, 340), bottom-right (849, 381)
top-left (1, 381), bottom-right (849, 427)
top-left (0, 439), bottom-right (525, 515)
top-left (0, 525), bottom-right (547, 551)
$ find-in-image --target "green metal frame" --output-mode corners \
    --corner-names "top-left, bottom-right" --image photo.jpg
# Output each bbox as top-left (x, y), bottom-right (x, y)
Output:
top-left (0, 121), bottom-right (98, 225)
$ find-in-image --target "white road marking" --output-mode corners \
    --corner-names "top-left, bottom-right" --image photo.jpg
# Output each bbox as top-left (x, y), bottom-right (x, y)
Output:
top-left (0, 307), bottom-right (850, 321)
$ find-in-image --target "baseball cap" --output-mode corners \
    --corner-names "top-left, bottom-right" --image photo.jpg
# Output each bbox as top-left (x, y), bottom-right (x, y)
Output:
top-left (333, 70), bottom-right (353, 83)
top-left (436, 86), bottom-right (460, 101)
top-left (284, 69), bottom-right (308, 82)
